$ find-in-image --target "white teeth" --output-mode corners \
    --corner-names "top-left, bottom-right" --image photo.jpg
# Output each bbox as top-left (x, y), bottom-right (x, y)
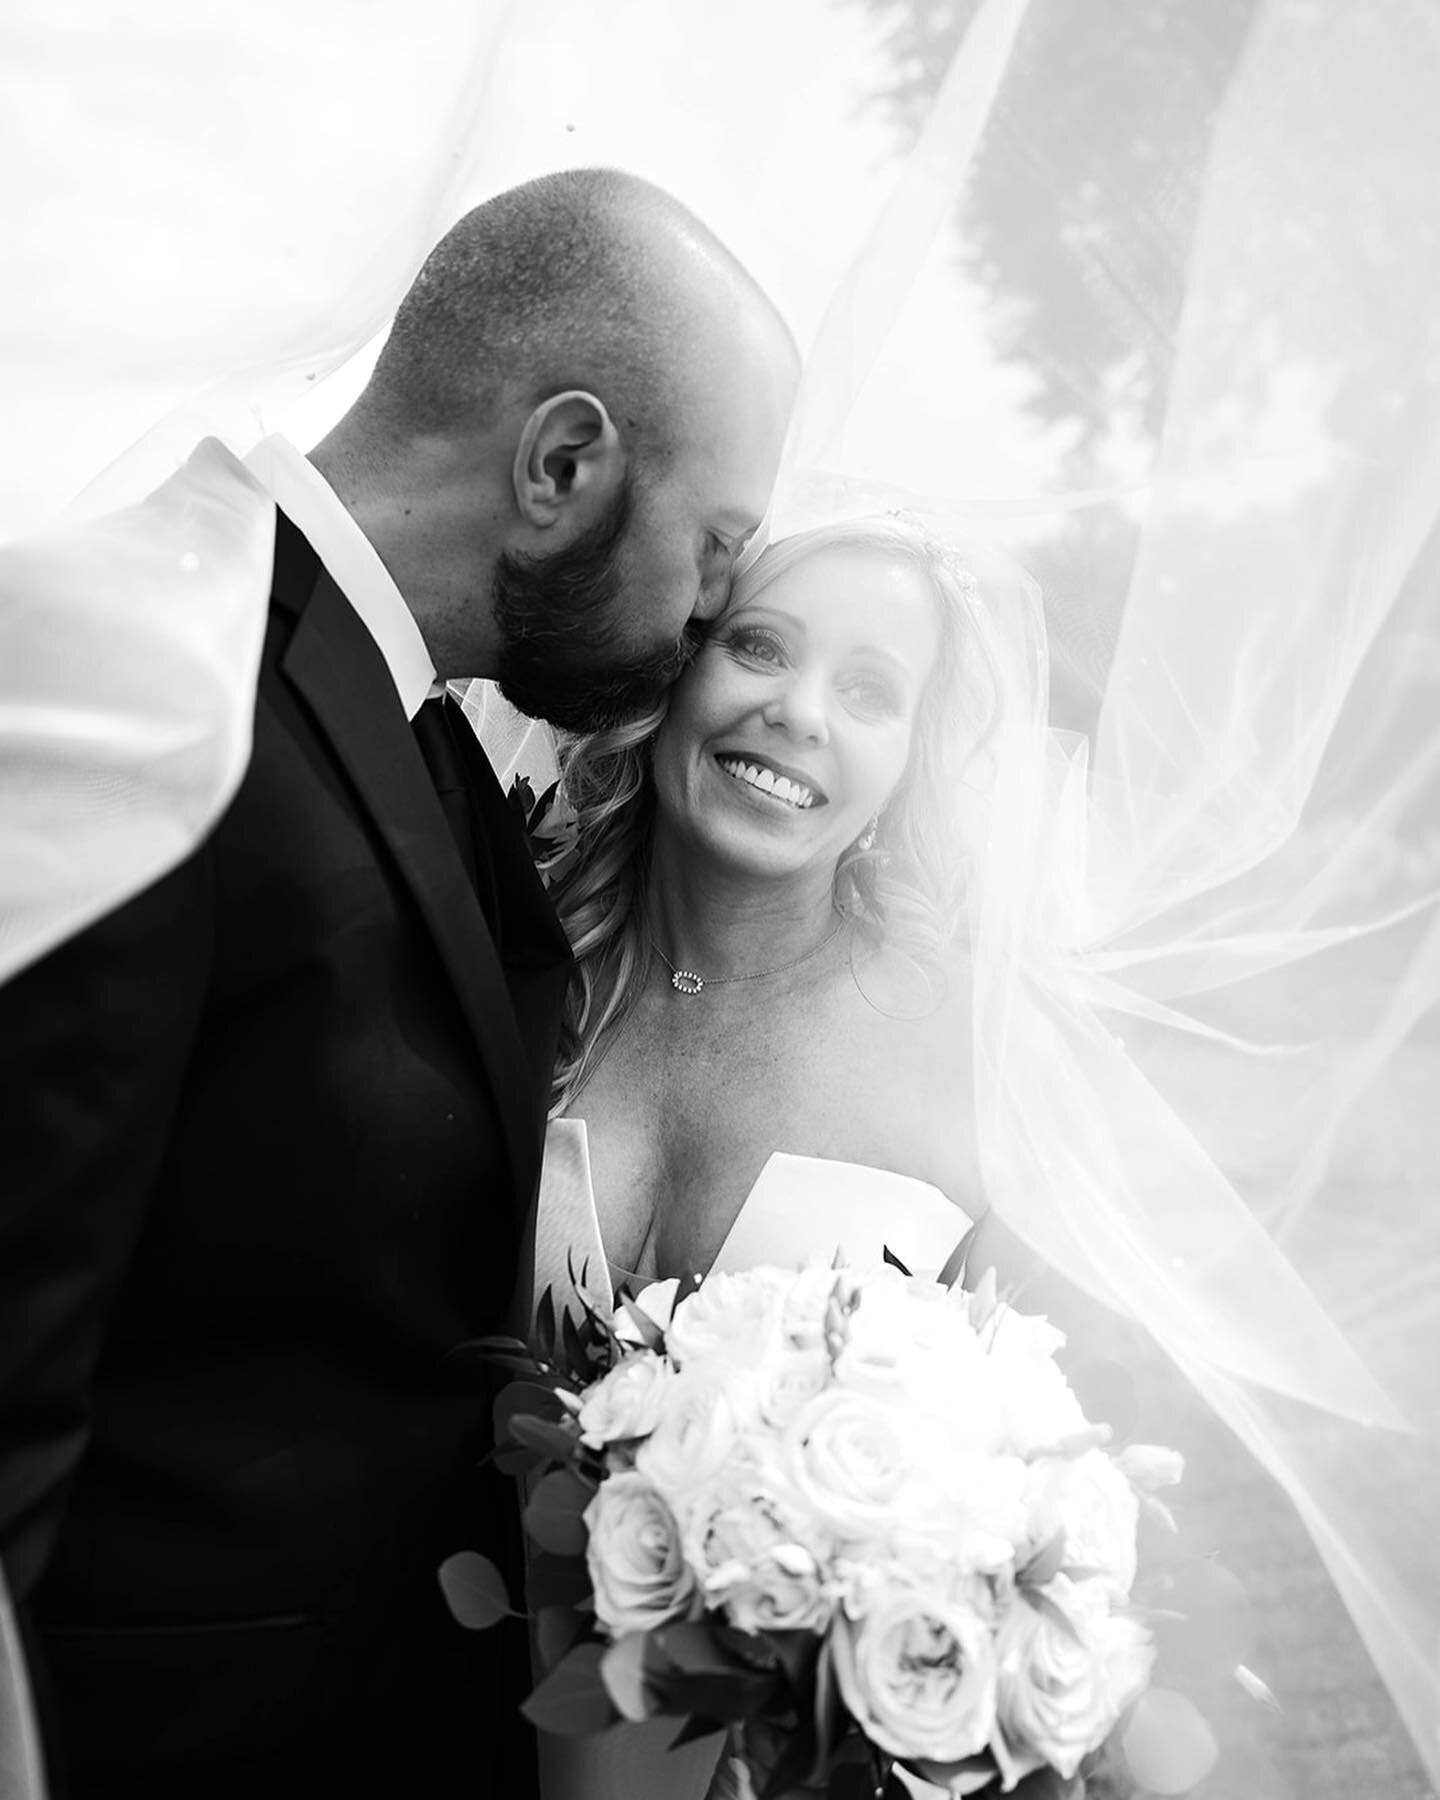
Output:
top-left (717, 756), bottom-right (816, 809)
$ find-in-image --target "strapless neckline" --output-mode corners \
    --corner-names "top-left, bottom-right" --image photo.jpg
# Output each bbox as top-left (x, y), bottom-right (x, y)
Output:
top-left (531, 1116), bottom-right (972, 1317)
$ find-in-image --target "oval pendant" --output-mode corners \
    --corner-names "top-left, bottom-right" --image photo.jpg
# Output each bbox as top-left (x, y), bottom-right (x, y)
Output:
top-left (670, 969), bottom-right (705, 995)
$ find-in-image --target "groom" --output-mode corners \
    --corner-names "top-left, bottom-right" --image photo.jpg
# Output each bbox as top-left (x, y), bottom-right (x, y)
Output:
top-left (0, 168), bottom-right (796, 1800)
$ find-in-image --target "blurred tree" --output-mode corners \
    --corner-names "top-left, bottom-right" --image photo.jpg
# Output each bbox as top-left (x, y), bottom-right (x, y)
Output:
top-left (842, 0), bottom-right (1259, 468)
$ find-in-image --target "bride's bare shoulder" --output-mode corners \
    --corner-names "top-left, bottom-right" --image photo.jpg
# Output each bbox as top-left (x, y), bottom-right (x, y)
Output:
top-left (827, 939), bottom-right (982, 1205)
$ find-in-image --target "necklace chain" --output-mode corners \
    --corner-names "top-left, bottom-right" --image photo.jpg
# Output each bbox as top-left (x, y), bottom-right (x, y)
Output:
top-left (649, 916), bottom-right (846, 997)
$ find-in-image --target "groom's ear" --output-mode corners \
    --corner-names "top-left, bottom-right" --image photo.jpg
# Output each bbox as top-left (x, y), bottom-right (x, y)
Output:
top-left (512, 391), bottom-right (625, 531)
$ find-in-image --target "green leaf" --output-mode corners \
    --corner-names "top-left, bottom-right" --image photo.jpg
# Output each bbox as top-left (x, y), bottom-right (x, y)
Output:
top-left (643, 1624), bottom-right (781, 1721)
top-left (759, 1715), bottom-right (821, 1799)
top-left (765, 1628), bottom-right (821, 1692)
top-left (526, 1548), bottom-right (594, 1612)
top-left (668, 1713), bottom-right (728, 1749)
top-left (905, 1753), bottom-right (1000, 1795)
top-left (1021, 1584), bottom-right (1083, 1645)
top-left (561, 1304), bottom-right (587, 1374)
top-left (600, 1632), bottom-right (657, 1722)
top-left (937, 1223), bottom-right (977, 1290)
top-left (496, 1379), bottom-right (566, 1441)
top-left (524, 1465), bottom-right (596, 1557)
top-left (509, 1413), bottom-right (580, 1464)
top-left (828, 1764), bottom-right (880, 1800)
top-left (1018, 1531), bottom-right (1068, 1590)
top-left (653, 1621), bottom-right (777, 1679)
top-left (436, 1551), bottom-right (514, 1630)
top-left (536, 1603), bottom-right (589, 1671)
top-left (495, 1440), bottom-right (551, 1479)
top-left (1012, 1768), bottom-right (1083, 1800)
top-left (812, 1636), bottom-right (845, 1759)
top-left (522, 1641), bottom-right (619, 1735)
top-left (535, 1286), bottom-right (558, 1363)
top-left (462, 1332), bottom-right (532, 1356)
top-left (1120, 1688), bottom-right (1219, 1793)
top-left (521, 1642), bottom-right (616, 1738)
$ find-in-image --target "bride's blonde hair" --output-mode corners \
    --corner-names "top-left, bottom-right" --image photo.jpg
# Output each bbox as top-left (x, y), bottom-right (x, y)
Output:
top-left (542, 517), bottom-right (1000, 1113)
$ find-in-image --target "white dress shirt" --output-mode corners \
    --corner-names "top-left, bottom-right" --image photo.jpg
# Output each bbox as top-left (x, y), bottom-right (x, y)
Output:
top-left (245, 434), bottom-right (437, 720)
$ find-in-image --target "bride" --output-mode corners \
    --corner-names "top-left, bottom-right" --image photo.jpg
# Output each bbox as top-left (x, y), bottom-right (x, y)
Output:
top-left (536, 515), bottom-right (1004, 1293)
top-left (528, 514), bottom-right (1024, 1799)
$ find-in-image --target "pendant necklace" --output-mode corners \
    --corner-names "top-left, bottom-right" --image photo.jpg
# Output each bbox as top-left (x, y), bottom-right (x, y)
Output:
top-left (650, 915), bottom-right (846, 997)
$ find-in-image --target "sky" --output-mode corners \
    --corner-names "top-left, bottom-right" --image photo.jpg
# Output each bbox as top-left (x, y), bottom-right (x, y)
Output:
top-left (0, 0), bottom-right (1055, 541)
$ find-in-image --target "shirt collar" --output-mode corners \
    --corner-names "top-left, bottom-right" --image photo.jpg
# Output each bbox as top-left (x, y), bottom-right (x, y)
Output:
top-left (246, 434), bottom-right (438, 721)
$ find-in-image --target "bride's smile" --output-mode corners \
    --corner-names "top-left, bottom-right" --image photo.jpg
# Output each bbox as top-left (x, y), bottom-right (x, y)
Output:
top-left (652, 543), bottom-right (941, 879)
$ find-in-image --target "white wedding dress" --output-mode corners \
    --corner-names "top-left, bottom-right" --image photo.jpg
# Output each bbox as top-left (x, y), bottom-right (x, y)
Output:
top-left (530, 1117), bottom-right (975, 1800)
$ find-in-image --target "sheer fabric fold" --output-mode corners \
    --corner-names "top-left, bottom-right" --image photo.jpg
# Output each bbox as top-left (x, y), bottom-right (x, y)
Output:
top-left (4, 0), bottom-right (1437, 1783)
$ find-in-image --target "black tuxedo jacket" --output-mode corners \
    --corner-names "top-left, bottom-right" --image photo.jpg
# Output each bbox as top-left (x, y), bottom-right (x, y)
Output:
top-left (0, 515), bottom-right (572, 1798)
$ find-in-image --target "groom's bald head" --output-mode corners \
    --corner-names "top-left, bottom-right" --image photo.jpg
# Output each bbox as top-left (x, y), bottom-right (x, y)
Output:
top-left (365, 168), bottom-right (793, 465)
top-left (317, 168), bottom-right (797, 727)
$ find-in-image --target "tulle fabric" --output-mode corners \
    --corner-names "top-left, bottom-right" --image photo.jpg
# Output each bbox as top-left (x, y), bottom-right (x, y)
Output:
top-left (3, 0), bottom-right (1438, 1786)
top-left (762, 0), bottom-right (1440, 1783)
top-left (0, 0), bottom-right (517, 981)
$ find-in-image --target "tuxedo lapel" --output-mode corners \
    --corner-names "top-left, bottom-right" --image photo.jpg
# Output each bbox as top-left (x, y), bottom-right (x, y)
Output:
top-left (278, 560), bottom-right (543, 1202)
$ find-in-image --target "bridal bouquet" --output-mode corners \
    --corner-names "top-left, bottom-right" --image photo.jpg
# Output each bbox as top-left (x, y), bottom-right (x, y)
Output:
top-left (444, 1252), bottom-right (1219, 1798)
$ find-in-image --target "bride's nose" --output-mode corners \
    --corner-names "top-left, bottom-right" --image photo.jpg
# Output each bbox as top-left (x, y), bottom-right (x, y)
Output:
top-left (763, 669), bottom-right (829, 744)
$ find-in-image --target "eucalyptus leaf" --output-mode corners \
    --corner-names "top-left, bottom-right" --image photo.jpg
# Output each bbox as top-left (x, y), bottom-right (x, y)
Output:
top-left (509, 1414), bottom-right (580, 1464)
top-left (536, 1602), bottom-right (588, 1671)
top-left (524, 1465), bottom-right (597, 1556)
top-left (520, 1642), bottom-right (616, 1738)
top-left (436, 1551), bottom-right (514, 1630)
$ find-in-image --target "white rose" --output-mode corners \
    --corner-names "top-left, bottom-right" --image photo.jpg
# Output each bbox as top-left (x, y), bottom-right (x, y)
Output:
top-left (1024, 1451), bottom-right (1140, 1601)
top-left (584, 1470), bottom-right (698, 1636)
top-left (986, 1327), bottom-right (1089, 1459)
top-left (991, 1575), bottom-right (1154, 1787)
top-left (685, 1480), bottom-right (836, 1634)
top-left (612, 1277), bottom-right (681, 1345)
top-left (664, 1268), bottom-right (792, 1372)
top-left (755, 1344), bottom-right (832, 1431)
top-left (983, 1297), bottom-right (1067, 1362)
top-left (1115, 1443), bottom-right (1185, 1494)
top-left (634, 1367), bottom-right (756, 1506)
top-left (891, 1448), bottom-right (1031, 1577)
top-left (578, 1351), bottom-right (674, 1449)
top-left (782, 1386), bottom-right (910, 1540)
top-left (832, 1584), bottom-right (998, 1762)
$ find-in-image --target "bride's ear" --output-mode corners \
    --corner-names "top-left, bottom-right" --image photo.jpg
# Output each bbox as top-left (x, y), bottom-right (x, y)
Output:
top-left (512, 391), bottom-right (625, 532)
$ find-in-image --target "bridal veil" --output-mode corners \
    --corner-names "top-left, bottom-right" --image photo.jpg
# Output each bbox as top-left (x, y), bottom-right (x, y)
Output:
top-left (2, 0), bottom-right (1437, 1788)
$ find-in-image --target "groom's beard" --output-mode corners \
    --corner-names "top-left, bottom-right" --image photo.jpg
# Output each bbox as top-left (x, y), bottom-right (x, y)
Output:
top-left (491, 477), bottom-right (703, 732)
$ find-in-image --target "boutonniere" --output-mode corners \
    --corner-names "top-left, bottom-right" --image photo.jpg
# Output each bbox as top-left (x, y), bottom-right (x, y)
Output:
top-left (507, 773), bottom-right (577, 868)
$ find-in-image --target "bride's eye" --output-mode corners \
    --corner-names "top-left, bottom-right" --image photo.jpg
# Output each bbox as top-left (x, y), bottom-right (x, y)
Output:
top-left (724, 624), bottom-right (787, 666)
top-left (842, 670), bottom-right (902, 716)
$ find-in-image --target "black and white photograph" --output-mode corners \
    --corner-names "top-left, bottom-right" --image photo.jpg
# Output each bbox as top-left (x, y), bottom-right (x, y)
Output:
top-left (2, 3), bottom-right (1437, 1798)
